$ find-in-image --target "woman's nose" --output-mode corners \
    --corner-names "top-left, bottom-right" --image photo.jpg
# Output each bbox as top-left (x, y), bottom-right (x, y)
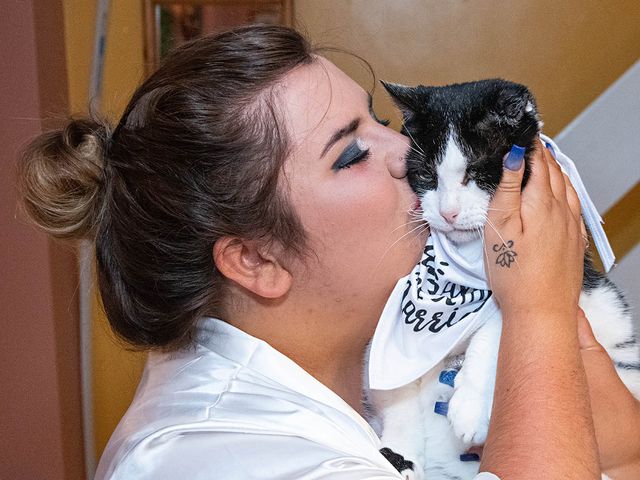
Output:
top-left (388, 154), bottom-right (408, 179)
top-left (386, 133), bottom-right (410, 179)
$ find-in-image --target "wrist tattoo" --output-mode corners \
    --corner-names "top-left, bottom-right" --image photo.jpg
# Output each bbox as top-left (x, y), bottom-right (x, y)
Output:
top-left (493, 240), bottom-right (517, 268)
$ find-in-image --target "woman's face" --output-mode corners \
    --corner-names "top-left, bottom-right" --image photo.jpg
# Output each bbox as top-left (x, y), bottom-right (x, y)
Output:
top-left (280, 57), bottom-right (427, 332)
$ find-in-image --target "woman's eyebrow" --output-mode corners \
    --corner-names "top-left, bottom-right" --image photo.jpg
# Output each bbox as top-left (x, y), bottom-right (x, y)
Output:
top-left (320, 118), bottom-right (360, 158)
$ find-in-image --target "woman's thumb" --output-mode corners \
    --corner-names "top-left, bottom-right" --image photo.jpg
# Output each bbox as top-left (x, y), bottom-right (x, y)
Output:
top-left (490, 145), bottom-right (526, 222)
top-left (577, 308), bottom-right (606, 352)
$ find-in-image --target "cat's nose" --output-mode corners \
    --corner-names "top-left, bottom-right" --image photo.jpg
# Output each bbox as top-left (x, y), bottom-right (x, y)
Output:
top-left (441, 209), bottom-right (459, 224)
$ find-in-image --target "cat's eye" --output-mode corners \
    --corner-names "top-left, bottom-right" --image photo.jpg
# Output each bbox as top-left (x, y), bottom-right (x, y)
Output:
top-left (368, 94), bottom-right (391, 126)
top-left (461, 171), bottom-right (471, 186)
top-left (332, 137), bottom-right (370, 171)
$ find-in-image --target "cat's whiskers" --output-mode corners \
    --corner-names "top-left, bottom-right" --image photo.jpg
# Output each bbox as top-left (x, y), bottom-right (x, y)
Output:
top-left (391, 218), bottom-right (427, 234)
top-left (477, 226), bottom-right (494, 288)
top-left (373, 222), bottom-right (429, 272)
top-left (404, 128), bottom-right (426, 157)
top-left (408, 144), bottom-right (426, 159)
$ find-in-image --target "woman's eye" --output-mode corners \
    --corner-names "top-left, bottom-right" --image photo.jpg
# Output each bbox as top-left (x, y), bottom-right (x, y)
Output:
top-left (368, 94), bottom-right (390, 126)
top-left (332, 138), bottom-right (371, 170)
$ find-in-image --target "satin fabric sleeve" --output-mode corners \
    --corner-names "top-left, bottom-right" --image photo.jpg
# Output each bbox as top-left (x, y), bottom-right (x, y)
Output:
top-left (107, 430), bottom-right (500, 479)
top-left (108, 431), bottom-right (402, 479)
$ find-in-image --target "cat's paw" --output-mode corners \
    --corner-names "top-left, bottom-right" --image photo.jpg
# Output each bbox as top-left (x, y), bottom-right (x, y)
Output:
top-left (400, 467), bottom-right (423, 480)
top-left (447, 371), bottom-right (491, 445)
top-left (379, 447), bottom-right (424, 480)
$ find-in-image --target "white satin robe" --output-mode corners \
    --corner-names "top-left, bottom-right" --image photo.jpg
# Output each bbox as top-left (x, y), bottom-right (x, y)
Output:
top-left (95, 318), bottom-right (498, 479)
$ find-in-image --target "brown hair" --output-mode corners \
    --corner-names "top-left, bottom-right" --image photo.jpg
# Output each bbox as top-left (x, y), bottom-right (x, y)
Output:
top-left (18, 25), bottom-right (315, 349)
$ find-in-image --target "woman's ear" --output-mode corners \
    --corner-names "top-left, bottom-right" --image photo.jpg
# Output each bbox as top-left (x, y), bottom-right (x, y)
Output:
top-left (213, 237), bottom-right (292, 299)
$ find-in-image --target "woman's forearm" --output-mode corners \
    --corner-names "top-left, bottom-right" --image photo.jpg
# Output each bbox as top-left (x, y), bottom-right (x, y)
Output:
top-left (578, 312), bottom-right (640, 476)
top-left (480, 311), bottom-right (600, 479)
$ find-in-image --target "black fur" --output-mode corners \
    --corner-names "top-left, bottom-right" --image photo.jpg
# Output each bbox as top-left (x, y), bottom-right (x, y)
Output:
top-left (382, 79), bottom-right (538, 195)
top-left (379, 447), bottom-right (415, 474)
top-left (383, 79), bottom-right (612, 296)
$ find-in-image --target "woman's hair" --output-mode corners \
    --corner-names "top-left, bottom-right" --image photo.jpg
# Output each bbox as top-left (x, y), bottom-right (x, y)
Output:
top-left (18, 25), bottom-right (315, 349)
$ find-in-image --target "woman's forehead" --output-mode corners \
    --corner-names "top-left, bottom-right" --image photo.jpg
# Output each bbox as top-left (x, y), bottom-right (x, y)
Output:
top-left (279, 57), bottom-right (366, 150)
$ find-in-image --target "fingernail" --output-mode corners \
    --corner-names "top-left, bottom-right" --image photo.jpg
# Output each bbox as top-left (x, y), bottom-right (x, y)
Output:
top-left (439, 370), bottom-right (458, 387)
top-left (545, 141), bottom-right (556, 159)
top-left (503, 145), bottom-right (525, 171)
top-left (434, 401), bottom-right (449, 416)
top-left (460, 453), bottom-right (480, 462)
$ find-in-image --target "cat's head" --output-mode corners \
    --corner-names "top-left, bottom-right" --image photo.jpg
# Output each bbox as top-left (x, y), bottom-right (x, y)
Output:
top-left (383, 79), bottom-right (541, 243)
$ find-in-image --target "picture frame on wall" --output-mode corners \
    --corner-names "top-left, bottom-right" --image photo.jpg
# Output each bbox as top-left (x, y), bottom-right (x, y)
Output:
top-left (143, 0), bottom-right (294, 73)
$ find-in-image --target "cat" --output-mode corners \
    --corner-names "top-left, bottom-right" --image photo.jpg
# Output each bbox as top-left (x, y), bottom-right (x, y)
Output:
top-left (369, 79), bottom-right (640, 480)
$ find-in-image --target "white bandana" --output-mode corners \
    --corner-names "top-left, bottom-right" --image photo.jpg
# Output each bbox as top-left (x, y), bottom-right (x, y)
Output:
top-left (541, 135), bottom-right (615, 272)
top-left (368, 134), bottom-right (614, 391)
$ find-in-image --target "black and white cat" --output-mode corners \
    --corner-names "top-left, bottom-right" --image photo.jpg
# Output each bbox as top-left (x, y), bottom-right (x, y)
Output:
top-left (370, 79), bottom-right (640, 480)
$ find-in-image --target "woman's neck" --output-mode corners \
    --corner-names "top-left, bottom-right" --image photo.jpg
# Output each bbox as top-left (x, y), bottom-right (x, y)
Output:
top-left (228, 302), bottom-right (373, 416)
top-left (286, 343), bottom-right (368, 415)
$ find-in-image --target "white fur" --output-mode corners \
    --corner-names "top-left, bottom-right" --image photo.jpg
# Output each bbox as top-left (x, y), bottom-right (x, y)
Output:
top-left (580, 287), bottom-right (640, 398)
top-left (371, 130), bottom-right (639, 479)
top-left (446, 313), bottom-right (501, 446)
top-left (372, 279), bottom-right (638, 480)
top-left (419, 134), bottom-right (491, 244)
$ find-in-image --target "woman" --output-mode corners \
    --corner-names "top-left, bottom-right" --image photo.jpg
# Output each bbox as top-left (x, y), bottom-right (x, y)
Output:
top-left (18, 25), bottom-right (639, 479)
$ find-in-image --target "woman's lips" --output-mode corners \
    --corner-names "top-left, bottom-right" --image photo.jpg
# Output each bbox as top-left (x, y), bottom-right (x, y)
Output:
top-left (413, 196), bottom-right (422, 211)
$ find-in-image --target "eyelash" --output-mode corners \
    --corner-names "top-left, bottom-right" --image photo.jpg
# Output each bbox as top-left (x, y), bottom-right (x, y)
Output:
top-left (332, 137), bottom-right (371, 170)
top-left (368, 95), bottom-right (391, 126)
top-left (331, 97), bottom-right (388, 171)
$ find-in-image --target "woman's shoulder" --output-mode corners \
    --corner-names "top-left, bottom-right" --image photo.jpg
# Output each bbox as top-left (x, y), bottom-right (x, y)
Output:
top-left (100, 425), bottom-right (500, 480)
top-left (101, 430), bottom-right (405, 479)
top-left (95, 320), bottom-right (390, 478)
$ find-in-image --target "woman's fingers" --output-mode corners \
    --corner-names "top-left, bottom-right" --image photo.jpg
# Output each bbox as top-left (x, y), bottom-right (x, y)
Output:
top-left (544, 142), bottom-right (568, 202)
top-left (489, 145), bottom-right (526, 229)
top-left (486, 140), bottom-right (585, 316)
top-left (484, 145), bottom-right (526, 292)
top-left (542, 140), bottom-right (583, 223)
top-left (577, 307), bottom-right (606, 352)
top-left (580, 220), bottom-right (589, 250)
top-left (522, 141), bottom-right (553, 206)
top-left (564, 173), bottom-right (583, 221)
top-left (542, 140), bottom-right (585, 251)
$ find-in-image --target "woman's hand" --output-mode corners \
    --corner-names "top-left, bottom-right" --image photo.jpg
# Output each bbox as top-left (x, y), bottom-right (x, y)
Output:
top-left (479, 140), bottom-right (600, 479)
top-left (483, 140), bottom-right (640, 476)
top-left (483, 140), bottom-right (585, 321)
top-left (578, 308), bottom-right (640, 478)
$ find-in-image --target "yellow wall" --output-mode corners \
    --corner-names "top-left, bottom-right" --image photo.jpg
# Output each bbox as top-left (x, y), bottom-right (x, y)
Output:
top-left (64, 0), bottom-right (146, 115)
top-left (63, 0), bottom-right (147, 460)
top-left (296, 0), bottom-right (640, 136)
top-left (62, 0), bottom-right (640, 462)
top-left (297, 0), bottom-right (640, 270)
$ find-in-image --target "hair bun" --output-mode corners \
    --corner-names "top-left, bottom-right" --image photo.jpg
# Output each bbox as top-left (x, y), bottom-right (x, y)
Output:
top-left (18, 116), bottom-right (112, 239)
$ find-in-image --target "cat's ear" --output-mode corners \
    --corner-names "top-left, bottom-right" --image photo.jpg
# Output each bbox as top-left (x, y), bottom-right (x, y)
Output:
top-left (495, 86), bottom-right (538, 126)
top-left (381, 81), bottom-right (421, 121)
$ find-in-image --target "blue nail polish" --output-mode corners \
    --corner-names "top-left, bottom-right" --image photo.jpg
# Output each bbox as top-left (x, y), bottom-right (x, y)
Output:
top-left (545, 141), bottom-right (556, 159)
top-left (434, 401), bottom-right (449, 416)
top-left (504, 145), bottom-right (525, 171)
top-left (439, 370), bottom-right (457, 387)
top-left (460, 453), bottom-right (480, 462)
